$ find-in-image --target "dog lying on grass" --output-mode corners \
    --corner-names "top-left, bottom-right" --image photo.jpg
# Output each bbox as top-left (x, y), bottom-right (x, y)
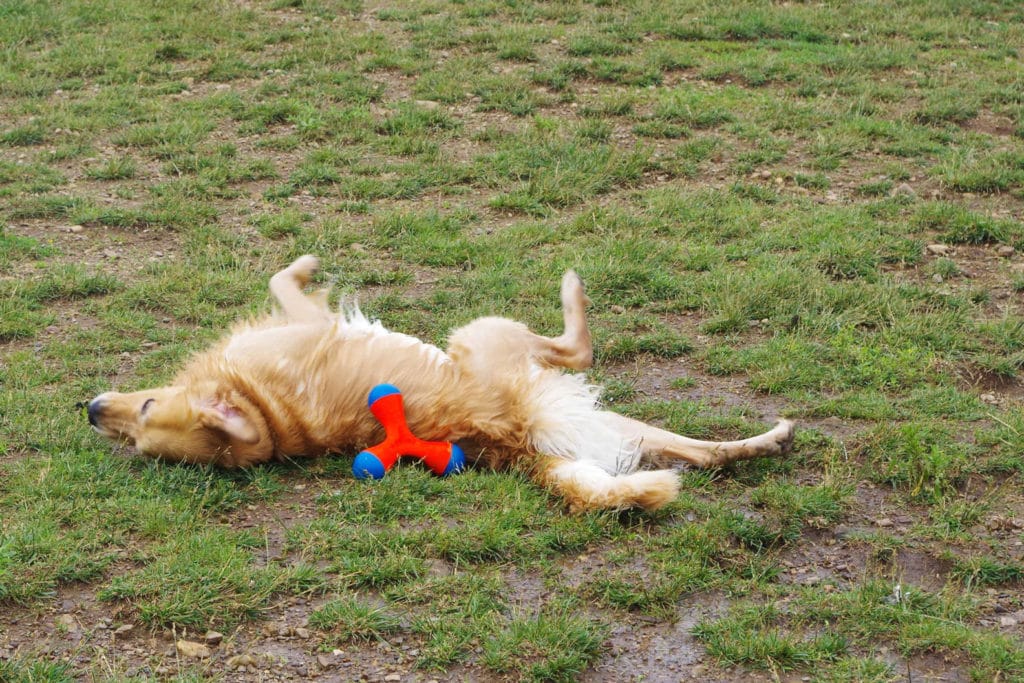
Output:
top-left (87, 256), bottom-right (794, 511)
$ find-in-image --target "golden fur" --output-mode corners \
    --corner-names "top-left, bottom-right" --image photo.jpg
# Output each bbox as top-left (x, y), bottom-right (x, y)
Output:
top-left (88, 256), bottom-right (795, 511)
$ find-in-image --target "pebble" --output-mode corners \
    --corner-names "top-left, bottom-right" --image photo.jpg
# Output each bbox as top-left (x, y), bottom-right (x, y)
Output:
top-left (874, 518), bottom-right (894, 527)
top-left (385, 675), bottom-right (401, 682)
top-left (981, 393), bottom-right (999, 405)
top-left (1001, 616), bottom-right (1018, 627)
top-left (56, 614), bottom-right (78, 631)
top-left (317, 654), bottom-right (334, 668)
top-left (113, 624), bottom-right (134, 639)
top-left (69, 225), bottom-right (84, 233)
top-left (892, 183), bottom-right (916, 199)
top-left (997, 245), bottom-right (1016, 258)
top-left (204, 630), bottom-right (223, 646)
top-left (926, 243), bottom-right (952, 256)
top-left (294, 627), bottom-right (311, 639)
top-left (176, 640), bottom-right (212, 658)
top-left (228, 654), bottom-right (257, 669)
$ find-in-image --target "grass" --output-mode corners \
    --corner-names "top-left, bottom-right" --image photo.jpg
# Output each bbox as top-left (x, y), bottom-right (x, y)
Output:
top-left (3, 0), bottom-right (1024, 680)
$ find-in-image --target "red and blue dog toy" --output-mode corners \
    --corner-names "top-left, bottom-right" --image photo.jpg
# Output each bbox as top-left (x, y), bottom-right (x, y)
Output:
top-left (352, 384), bottom-right (466, 480)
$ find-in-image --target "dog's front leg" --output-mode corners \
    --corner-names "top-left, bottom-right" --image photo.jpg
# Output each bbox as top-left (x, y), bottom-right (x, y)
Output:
top-left (269, 255), bottom-right (328, 323)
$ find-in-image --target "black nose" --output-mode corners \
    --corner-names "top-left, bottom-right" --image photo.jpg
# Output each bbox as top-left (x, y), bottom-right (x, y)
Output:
top-left (87, 399), bottom-right (102, 427)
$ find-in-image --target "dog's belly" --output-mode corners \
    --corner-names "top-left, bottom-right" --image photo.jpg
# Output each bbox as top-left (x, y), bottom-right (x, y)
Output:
top-left (220, 321), bottom-right (470, 454)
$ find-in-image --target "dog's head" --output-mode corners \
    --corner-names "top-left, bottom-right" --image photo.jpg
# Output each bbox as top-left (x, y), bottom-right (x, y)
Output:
top-left (86, 382), bottom-right (271, 467)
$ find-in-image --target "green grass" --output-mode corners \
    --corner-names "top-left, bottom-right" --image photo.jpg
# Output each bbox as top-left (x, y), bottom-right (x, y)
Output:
top-left (4, 0), bottom-right (1024, 679)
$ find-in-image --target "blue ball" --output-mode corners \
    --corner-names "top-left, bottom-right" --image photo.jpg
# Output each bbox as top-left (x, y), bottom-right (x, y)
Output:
top-left (441, 443), bottom-right (466, 477)
top-left (367, 383), bottom-right (401, 408)
top-left (352, 451), bottom-right (386, 480)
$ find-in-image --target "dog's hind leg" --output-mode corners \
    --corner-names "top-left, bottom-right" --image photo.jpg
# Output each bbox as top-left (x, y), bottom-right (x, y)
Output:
top-left (600, 412), bottom-right (795, 468)
top-left (269, 255), bottom-right (329, 323)
top-left (447, 270), bottom-right (594, 375)
top-left (533, 455), bottom-right (680, 512)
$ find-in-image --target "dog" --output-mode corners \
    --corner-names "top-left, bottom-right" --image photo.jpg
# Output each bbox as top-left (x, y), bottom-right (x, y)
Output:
top-left (87, 255), bottom-right (794, 511)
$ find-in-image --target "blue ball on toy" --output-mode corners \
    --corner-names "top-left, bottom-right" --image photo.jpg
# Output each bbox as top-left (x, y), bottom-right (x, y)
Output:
top-left (352, 450), bottom-right (386, 480)
top-left (441, 443), bottom-right (466, 476)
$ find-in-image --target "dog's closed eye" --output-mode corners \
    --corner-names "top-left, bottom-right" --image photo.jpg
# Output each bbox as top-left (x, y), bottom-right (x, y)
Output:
top-left (141, 398), bottom-right (155, 415)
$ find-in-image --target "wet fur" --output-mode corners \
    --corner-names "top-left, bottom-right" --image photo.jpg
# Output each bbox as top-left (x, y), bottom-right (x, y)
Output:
top-left (88, 256), bottom-right (795, 511)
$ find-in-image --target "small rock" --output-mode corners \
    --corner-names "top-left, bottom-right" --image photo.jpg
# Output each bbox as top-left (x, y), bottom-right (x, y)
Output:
top-left (55, 614), bottom-right (78, 631)
top-left (113, 624), bottom-right (134, 639)
top-left (926, 243), bottom-right (952, 256)
top-left (932, 273), bottom-right (944, 283)
top-left (385, 675), bottom-right (401, 682)
top-left (981, 393), bottom-right (999, 405)
top-left (294, 627), bottom-right (311, 639)
top-left (609, 304), bottom-right (625, 314)
top-left (103, 249), bottom-right (119, 259)
top-left (997, 245), bottom-right (1016, 258)
top-left (414, 100), bottom-right (440, 110)
top-left (204, 631), bottom-right (223, 646)
top-left (891, 183), bottom-right (916, 199)
top-left (69, 225), bottom-right (84, 233)
top-left (759, 169), bottom-right (772, 179)
top-left (874, 518), bottom-right (894, 527)
top-left (176, 640), bottom-right (212, 659)
top-left (316, 654), bottom-right (334, 668)
top-left (1001, 616), bottom-right (1018, 627)
top-left (228, 654), bottom-right (257, 669)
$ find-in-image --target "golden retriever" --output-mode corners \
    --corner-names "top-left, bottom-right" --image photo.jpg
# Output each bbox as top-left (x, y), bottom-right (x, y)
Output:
top-left (87, 255), bottom-right (794, 511)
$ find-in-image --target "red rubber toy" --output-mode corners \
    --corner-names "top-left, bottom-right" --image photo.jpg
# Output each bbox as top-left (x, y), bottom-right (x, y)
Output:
top-left (351, 384), bottom-right (466, 480)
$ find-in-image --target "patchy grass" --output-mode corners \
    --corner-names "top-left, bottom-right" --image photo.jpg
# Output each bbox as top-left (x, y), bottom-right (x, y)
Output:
top-left (3, 0), bottom-right (1024, 680)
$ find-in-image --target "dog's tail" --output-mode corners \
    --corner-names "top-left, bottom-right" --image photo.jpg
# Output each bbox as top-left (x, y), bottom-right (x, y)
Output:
top-left (534, 457), bottom-right (680, 512)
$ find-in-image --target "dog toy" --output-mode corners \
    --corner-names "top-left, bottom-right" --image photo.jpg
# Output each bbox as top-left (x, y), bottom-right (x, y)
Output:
top-left (352, 384), bottom-right (465, 480)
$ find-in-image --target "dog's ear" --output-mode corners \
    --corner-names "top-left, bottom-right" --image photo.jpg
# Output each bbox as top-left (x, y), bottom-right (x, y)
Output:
top-left (196, 401), bottom-right (261, 444)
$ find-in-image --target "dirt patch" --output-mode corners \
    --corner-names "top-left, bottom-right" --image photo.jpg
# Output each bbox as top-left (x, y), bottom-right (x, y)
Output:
top-left (589, 594), bottom-right (772, 683)
top-left (963, 110), bottom-right (1018, 138)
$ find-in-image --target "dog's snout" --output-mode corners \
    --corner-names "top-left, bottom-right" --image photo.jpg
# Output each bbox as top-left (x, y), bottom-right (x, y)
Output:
top-left (87, 399), bottom-right (103, 427)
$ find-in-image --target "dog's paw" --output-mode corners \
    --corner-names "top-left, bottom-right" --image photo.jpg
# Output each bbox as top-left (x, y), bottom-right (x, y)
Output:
top-left (772, 419), bottom-right (796, 454)
top-left (561, 270), bottom-right (592, 308)
top-left (289, 255), bottom-right (320, 285)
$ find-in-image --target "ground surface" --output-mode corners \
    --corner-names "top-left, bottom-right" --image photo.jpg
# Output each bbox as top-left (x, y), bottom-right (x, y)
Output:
top-left (4, 0), bottom-right (1024, 681)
